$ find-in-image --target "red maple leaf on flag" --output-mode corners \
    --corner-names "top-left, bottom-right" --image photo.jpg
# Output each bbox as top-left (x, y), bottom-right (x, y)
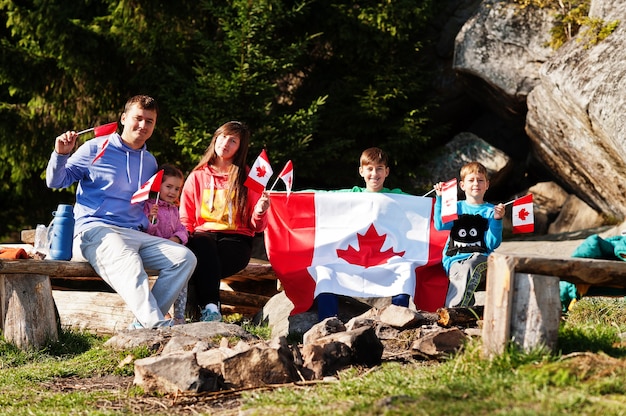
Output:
top-left (336, 224), bottom-right (405, 268)
top-left (255, 165), bottom-right (268, 178)
top-left (518, 208), bottom-right (529, 221)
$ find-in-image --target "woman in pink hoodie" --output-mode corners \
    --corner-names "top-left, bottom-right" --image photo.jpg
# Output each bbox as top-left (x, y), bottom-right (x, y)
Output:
top-left (179, 121), bottom-right (270, 322)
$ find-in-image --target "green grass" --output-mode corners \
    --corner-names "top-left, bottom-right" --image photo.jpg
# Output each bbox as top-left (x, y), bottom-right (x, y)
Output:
top-left (2, 298), bottom-right (626, 415)
top-left (0, 330), bottom-right (151, 415)
top-left (242, 297), bottom-right (626, 415)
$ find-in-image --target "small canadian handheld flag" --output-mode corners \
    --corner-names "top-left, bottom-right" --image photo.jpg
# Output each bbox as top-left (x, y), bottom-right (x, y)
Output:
top-left (512, 194), bottom-right (534, 234)
top-left (84, 122), bottom-right (118, 165)
top-left (244, 149), bottom-right (273, 193)
top-left (440, 178), bottom-right (458, 223)
top-left (131, 170), bottom-right (164, 204)
top-left (91, 139), bottom-right (109, 165)
top-left (278, 160), bottom-right (293, 195)
top-left (77, 121), bottom-right (118, 137)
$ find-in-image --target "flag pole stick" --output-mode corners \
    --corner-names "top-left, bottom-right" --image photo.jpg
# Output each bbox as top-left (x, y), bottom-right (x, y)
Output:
top-left (151, 192), bottom-right (160, 224)
top-left (268, 176), bottom-right (280, 192)
top-left (422, 188), bottom-right (435, 197)
top-left (76, 127), bottom-right (95, 136)
top-left (503, 198), bottom-right (516, 206)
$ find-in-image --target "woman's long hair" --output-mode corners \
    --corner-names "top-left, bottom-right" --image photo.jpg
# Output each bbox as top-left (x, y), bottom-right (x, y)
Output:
top-left (193, 121), bottom-right (251, 223)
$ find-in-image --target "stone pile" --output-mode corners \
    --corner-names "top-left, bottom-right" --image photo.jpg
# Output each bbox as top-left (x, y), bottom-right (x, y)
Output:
top-left (104, 304), bottom-right (481, 395)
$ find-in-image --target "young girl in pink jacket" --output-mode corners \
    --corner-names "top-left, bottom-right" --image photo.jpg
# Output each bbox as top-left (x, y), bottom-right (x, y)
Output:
top-left (144, 164), bottom-right (189, 324)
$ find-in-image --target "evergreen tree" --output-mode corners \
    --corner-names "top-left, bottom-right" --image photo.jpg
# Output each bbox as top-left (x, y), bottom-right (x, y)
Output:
top-left (0, 0), bottom-right (437, 240)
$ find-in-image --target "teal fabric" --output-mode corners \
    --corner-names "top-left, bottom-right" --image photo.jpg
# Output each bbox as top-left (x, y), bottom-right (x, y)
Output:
top-left (571, 234), bottom-right (626, 261)
top-left (563, 234), bottom-right (626, 312)
top-left (559, 281), bottom-right (578, 313)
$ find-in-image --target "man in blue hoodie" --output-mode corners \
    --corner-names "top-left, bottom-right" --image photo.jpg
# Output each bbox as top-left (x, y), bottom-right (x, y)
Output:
top-left (46, 95), bottom-right (197, 329)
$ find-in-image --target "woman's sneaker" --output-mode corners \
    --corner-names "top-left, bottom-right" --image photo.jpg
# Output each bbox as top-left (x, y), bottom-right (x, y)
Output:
top-left (200, 305), bottom-right (222, 322)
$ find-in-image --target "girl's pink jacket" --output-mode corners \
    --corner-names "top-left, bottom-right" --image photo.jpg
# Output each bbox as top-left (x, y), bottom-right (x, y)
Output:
top-left (143, 199), bottom-right (189, 244)
top-left (179, 165), bottom-right (268, 237)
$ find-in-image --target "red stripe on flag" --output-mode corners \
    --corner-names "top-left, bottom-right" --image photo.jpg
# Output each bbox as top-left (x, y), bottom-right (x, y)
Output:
top-left (91, 139), bottom-right (109, 165)
top-left (265, 192), bottom-right (316, 314)
top-left (93, 122), bottom-right (118, 137)
top-left (414, 198), bottom-right (449, 312)
top-left (513, 223), bottom-right (534, 233)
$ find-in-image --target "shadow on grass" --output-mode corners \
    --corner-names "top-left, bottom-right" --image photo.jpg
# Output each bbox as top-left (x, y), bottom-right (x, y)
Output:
top-left (0, 328), bottom-right (102, 367)
top-left (557, 324), bottom-right (626, 358)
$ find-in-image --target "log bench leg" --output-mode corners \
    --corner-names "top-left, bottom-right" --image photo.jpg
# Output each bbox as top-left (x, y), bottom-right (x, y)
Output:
top-left (510, 273), bottom-right (560, 353)
top-left (482, 254), bottom-right (561, 358)
top-left (0, 273), bottom-right (59, 350)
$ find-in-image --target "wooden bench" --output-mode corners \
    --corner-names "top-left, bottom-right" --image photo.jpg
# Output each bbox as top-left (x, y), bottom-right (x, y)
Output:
top-left (482, 252), bottom-right (626, 358)
top-left (1, 236), bottom-right (277, 349)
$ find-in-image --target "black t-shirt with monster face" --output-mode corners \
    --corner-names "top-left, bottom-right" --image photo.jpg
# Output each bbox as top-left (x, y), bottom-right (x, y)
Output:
top-left (445, 214), bottom-right (489, 257)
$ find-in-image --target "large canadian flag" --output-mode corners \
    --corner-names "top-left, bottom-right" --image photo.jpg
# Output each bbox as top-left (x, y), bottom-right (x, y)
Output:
top-left (265, 192), bottom-right (450, 314)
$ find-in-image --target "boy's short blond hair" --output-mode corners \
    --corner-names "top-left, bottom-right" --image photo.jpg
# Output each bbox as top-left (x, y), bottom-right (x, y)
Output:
top-left (460, 162), bottom-right (488, 181)
top-left (360, 147), bottom-right (388, 167)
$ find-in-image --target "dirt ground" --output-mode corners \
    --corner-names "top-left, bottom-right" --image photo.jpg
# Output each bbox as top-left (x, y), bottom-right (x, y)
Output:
top-left (41, 374), bottom-right (244, 415)
top-left (40, 338), bottom-right (421, 415)
top-left (39, 351), bottom-right (626, 415)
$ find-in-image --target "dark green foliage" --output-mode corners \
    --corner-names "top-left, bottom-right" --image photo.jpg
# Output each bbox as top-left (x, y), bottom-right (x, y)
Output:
top-left (0, 0), bottom-right (438, 240)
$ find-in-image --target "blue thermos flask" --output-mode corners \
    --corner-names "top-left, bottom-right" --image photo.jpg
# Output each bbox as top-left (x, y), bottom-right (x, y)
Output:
top-left (48, 204), bottom-right (75, 260)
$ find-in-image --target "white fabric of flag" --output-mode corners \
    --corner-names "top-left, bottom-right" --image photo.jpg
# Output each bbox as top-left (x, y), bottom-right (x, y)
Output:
top-left (440, 178), bottom-right (458, 223)
top-left (308, 192), bottom-right (432, 298)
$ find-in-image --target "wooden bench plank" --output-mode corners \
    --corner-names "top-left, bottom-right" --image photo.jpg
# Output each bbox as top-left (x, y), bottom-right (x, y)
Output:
top-left (0, 258), bottom-right (275, 281)
top-left (505, 255), bottom-right (626, 287)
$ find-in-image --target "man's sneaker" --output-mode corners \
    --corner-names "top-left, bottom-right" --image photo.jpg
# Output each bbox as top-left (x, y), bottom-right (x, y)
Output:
top-left (128, 319), bottom-right (173, 329)
top-left (200, 306), bottom-right (222, 322)
top-left (172, 317), bottom-right (186, 326)
top-left (128, 320), bottom-right (143, 330)
top-left (151, 319), bottom-right (174, 328)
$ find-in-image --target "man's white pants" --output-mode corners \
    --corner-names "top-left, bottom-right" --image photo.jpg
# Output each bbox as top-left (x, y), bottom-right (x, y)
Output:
top-left (73, 225), bottom-right (197, 327)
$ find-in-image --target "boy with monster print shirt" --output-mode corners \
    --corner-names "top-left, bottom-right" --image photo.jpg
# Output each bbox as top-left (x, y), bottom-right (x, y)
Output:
top-left (433, 162), bottom-right (505, 307)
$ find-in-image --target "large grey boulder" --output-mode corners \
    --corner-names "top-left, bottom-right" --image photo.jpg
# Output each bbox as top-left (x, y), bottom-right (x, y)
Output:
top-left (453, 0), bottom-right (555, 118)
top-left (526, 1), bottom-right (626, 219)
